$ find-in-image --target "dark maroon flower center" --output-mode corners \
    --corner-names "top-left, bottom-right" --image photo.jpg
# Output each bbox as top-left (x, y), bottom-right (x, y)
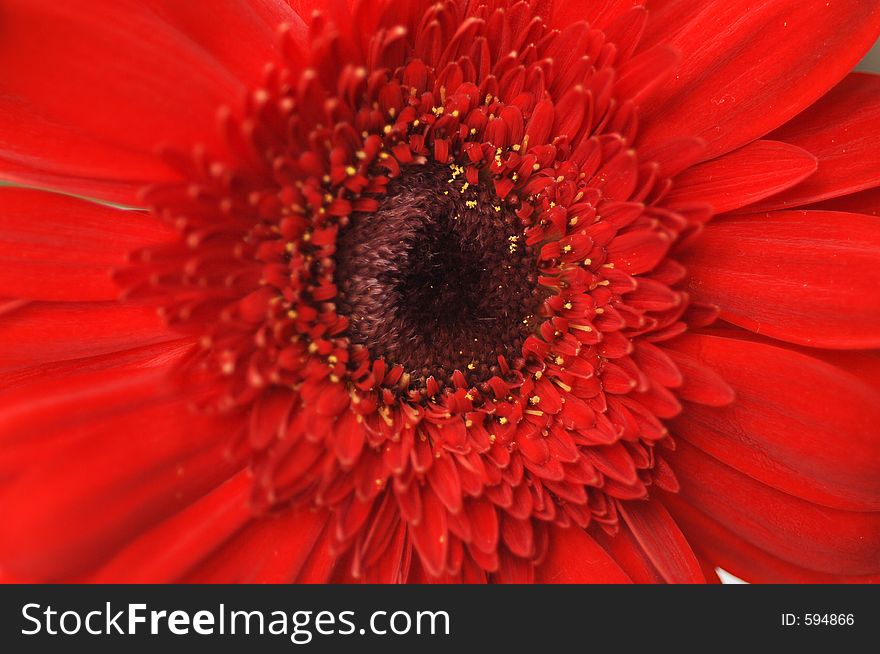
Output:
top-left (336, 163), bottom-right (542, 390)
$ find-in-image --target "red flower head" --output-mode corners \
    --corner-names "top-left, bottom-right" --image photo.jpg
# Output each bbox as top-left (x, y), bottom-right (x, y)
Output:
top-left (1, 0), bottom-right (879, 584)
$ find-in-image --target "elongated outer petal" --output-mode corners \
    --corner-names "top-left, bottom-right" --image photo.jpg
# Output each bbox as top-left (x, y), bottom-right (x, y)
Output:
top-left (618, 500), bottom-right (704, 583)
top-left (665, 495), bottom-right (880, 584)
top-left (810, 185), bottom-right (880, 216)
top-left (0, 303), bottom-right (175, 371)
top-left (182, 505), bottom-right (333, 583)
top-left (535, 524), bottom-right (632, 583)
top-left (664, 140), bottom-right (817, 214)
top-left (747, 73), bottom-right (880, 211)
top-left (669, 333), bottom-right (880, 511)
top-left (637, 0), bottom-right (880, 159)
top-left (549, 0), bottom-right (646, 32)
top-left (0, 188), bottom-right (175, 301)
top-left (0, 0), bottom-right (246, 199)
top-left (0, 368), bottom-right (246, 580)
top-left (91, 471), bottom-right (253, 582)
top-left (666, 441), bottom-right (880, 576)
top-left (683, 210), bottom-right (880, 348)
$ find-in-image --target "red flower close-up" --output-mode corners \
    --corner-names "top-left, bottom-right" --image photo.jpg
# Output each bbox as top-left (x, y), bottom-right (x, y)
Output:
top-left (1, 0), bottom-right (879, 584)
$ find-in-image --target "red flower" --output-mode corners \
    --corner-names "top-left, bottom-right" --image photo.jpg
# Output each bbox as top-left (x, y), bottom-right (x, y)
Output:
top-left (1, 0), bottom-right (879, 584)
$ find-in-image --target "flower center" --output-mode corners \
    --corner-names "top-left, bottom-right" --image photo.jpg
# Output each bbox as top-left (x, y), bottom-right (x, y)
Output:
top-left (336, 164), bottom-right (541, 390)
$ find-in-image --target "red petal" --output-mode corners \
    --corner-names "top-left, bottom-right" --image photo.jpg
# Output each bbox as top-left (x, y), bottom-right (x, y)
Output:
top-left (500, 514), bottom-right (535, 559)
top-left (535, 524), bottom-right (632, 583)
top-left (618, 499), bottom-right (704, 583)
top-left (185, 505), bottom-right (333, 584)
top-left (0, 188), bottom-right (174, 301)
top-left (549, 0), bottom-right (646, 32)
top-left (637, 0), bottom-right (880, 159)
top-left (667, 440), bottom-right (880, 576)
top-left (665, 348), bottom-right (734, 407)
top-left (809, 185), bottom-right (880, 216)
top-left (92, 472), bottom-right (252, 582)
top-left (146, 0), bottom-right (295, 87)
top-left (669, 333), bottom-right (880, 511)
top-left (667, 494), bottom-right (880, 584)
top-left (591, 525), bottom-right (665, 583)
top-left (606, 228), bottom-right (671, 275)
top-left (467, 497), bottom-right (500, 554)
top-left (0, 0), bottom-right (243, 182)
top-left (0, 337), bottom-right (194, 396)
top-left (752, 73), bottom-right (880, 211)
top-left (0, 370), bottom-right (246, 580)
top-left (683, 210), bottom-right (880, 348)
top-left (428, 452), bottom-right (464, 514)
top-left (0, 302), bottom-right (173, 372)
top-left (664, 140), bottom-right (817, 214)
top-left (0, 103), bottom-right (175, 205)
top-left (408, 489), bottom-right (448, 578)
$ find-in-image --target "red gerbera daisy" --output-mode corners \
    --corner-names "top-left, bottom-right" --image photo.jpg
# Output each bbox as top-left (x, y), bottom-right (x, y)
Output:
top-left (1, 0), bottom-right (879, 584)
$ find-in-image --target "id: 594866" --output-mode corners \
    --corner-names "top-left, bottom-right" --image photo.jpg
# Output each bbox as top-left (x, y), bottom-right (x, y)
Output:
top-left (781, 613), bottom-right (854, 627)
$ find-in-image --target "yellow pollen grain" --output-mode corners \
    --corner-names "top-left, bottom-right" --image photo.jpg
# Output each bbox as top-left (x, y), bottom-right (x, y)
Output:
top-left (555, 356), bottom-right (564, 365)
top-left (562, 245), bottom-right (572, 253)
top-left (489, 434), bottom-right (497, 443)
top-left (329, 374), bottom-right (340, 383)
top-left (467, 362), bottom-right (476, 370)
top-left (383, 124), bottom-right (392, 134)
top-left (530, 395), bottom-right (541, 405)
top-left (595, 307), bottom-right (605, 314)
top-left (499, 417), bottom-right (508, 425)
top-left (287, 309), bottom-right (298, 319)
top-left (328, 355), bottom-right (338, 364)
top-left (308, 342), bottom-right (318, 353)
top-left (564, 302), bottom-right (573, 310)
